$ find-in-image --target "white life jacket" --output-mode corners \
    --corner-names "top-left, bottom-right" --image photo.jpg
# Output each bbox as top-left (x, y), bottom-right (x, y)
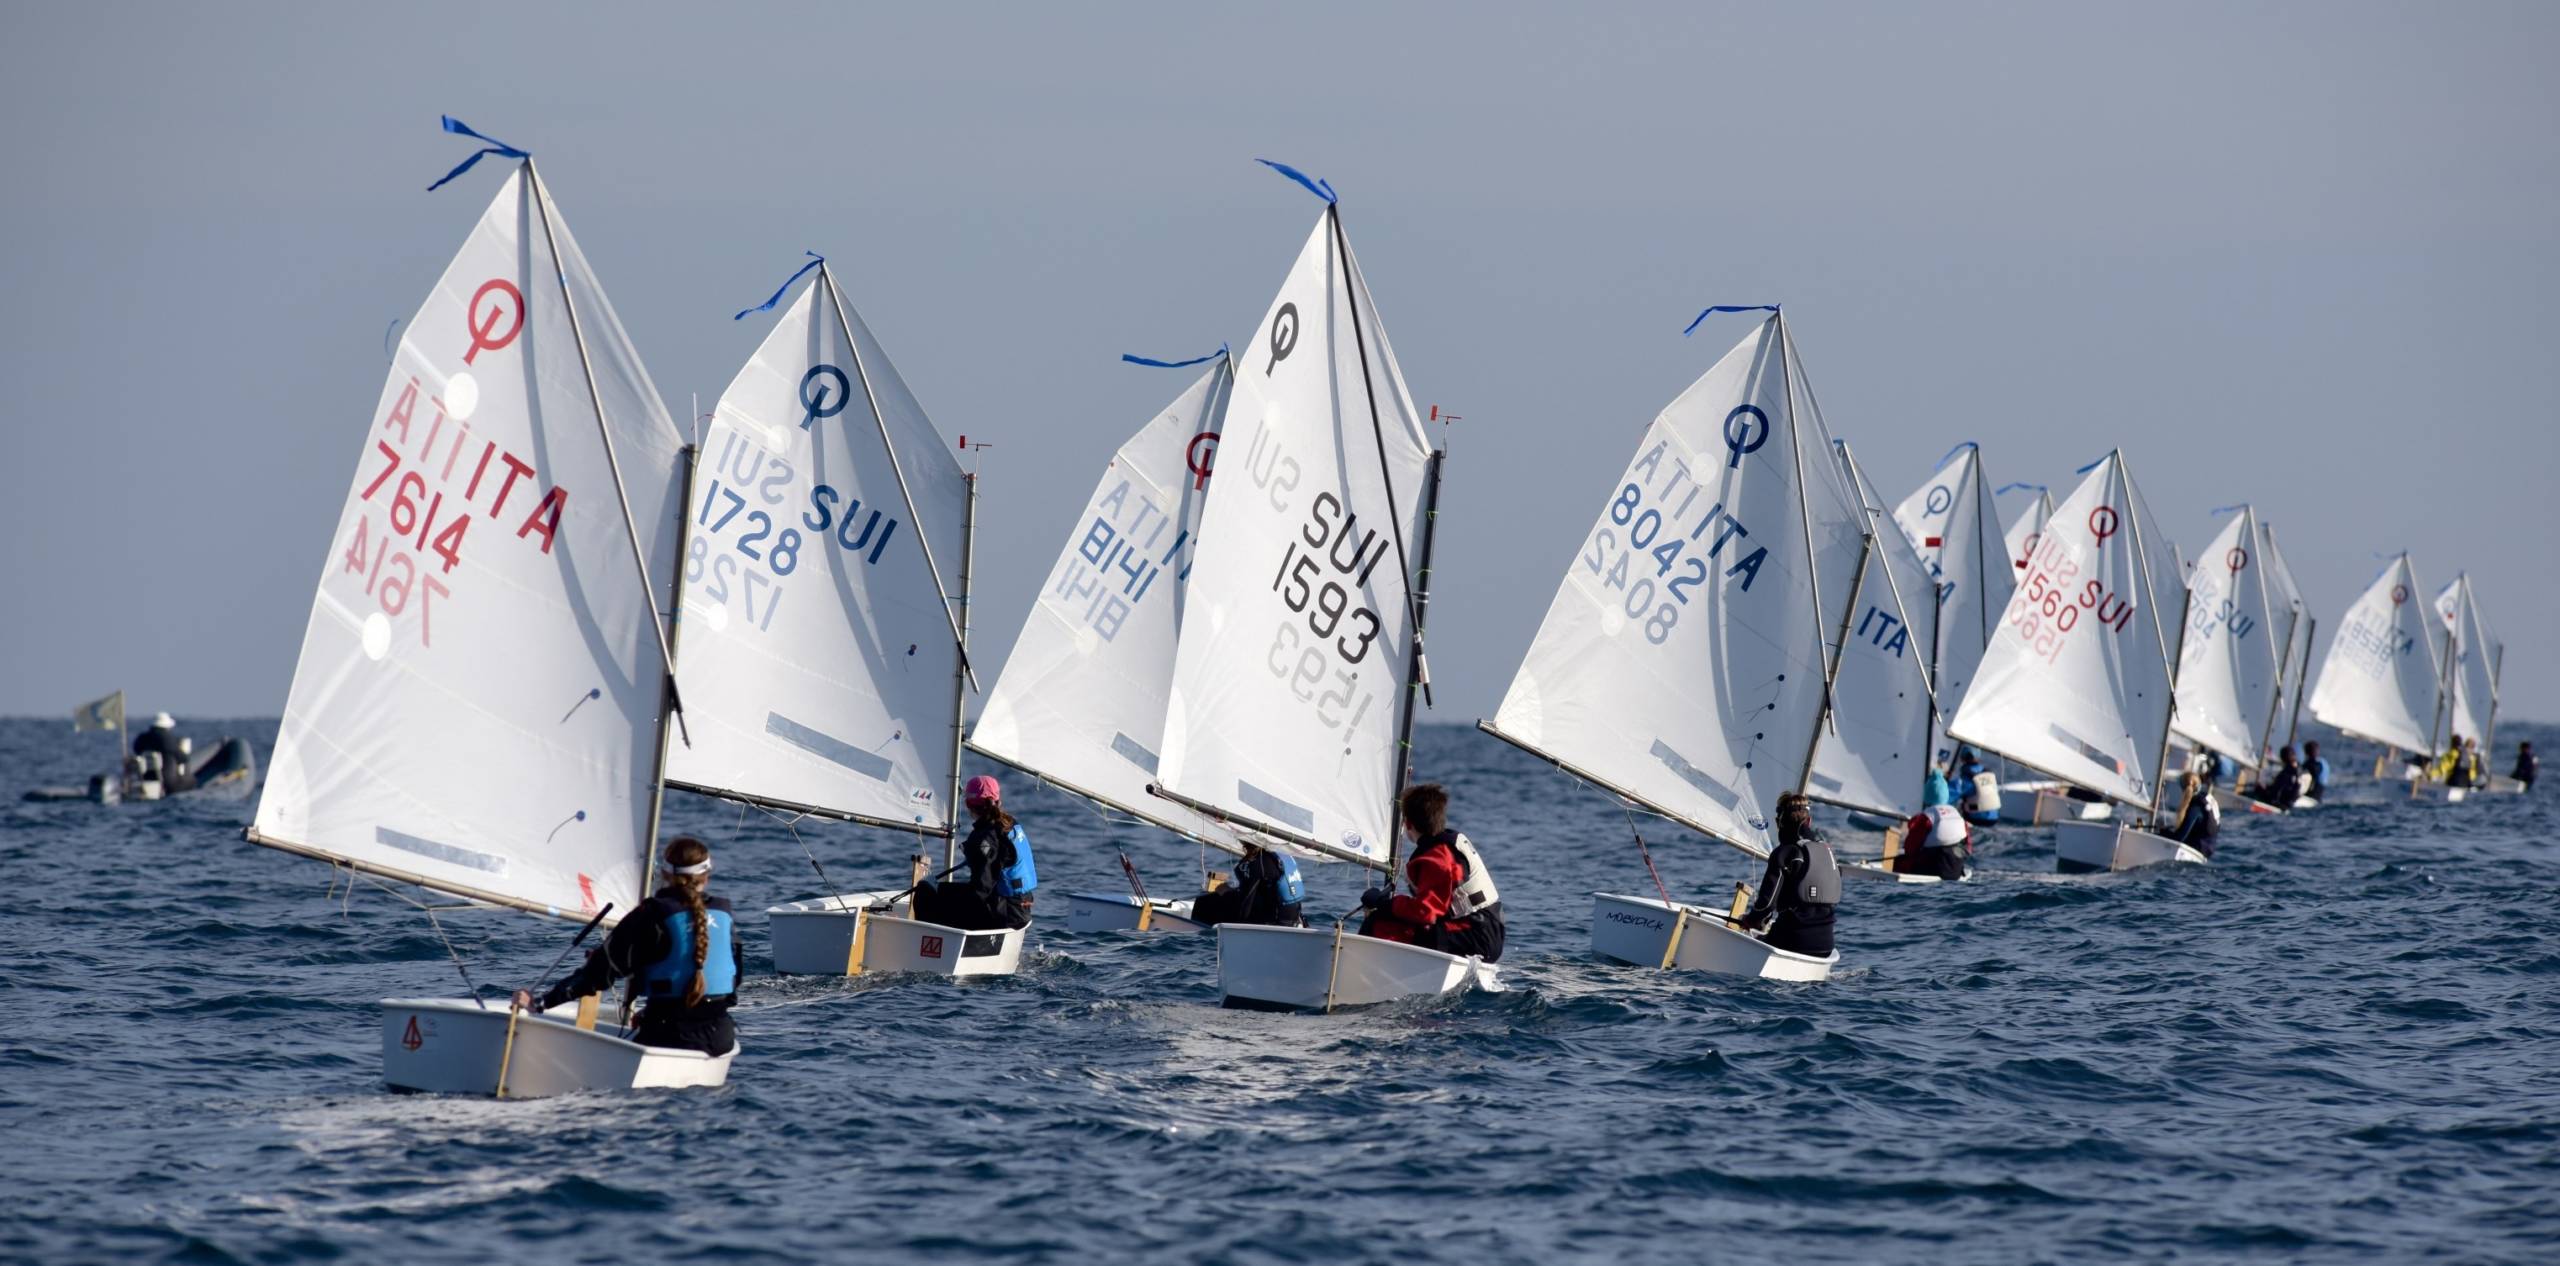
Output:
top-left (1926, 804), bottom-right (1969, 848)
top-left (1440, 832), bottom-right (1502, 921)
top-left (1969, 770), bottom-right (2003, 813)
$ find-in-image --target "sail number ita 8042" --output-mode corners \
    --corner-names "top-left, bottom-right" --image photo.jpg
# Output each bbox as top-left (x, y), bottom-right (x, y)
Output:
top-left (1580, 438), bottom-right (1770, 645)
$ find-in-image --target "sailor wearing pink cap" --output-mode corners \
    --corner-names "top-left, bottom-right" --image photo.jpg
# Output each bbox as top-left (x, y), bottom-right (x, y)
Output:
top-left (912, 774), bottom-right (1038, 931)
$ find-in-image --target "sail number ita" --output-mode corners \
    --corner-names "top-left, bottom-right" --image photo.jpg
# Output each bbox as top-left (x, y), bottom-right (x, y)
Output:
top-left (341, 355), bottom-right (572, 651)
top-left (1055, 476), bottom-right (1194, 644)
top-left (1580, 437), bottom-right (1770, 645)
top-left (688, 423), bottom-right (902, 634)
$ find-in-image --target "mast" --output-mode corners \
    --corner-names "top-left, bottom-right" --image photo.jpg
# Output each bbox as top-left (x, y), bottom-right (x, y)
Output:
top-left (2113, 452), bottom-right (2185, 821)
top-left (524, 161), bottom-right (686, 764)
top-left (1386, 451), bottom-right (1446, 876)
top-left (1800, 535), bottom-right (1876, 799)
top-left (2482, 641), bottom-right (2507, 758)
top-left (2285, 615), bottom-right (2316, 750)
top-left (819, 263), bottom-right (977, 686)
top-left (1772, 314), bottom-right (1838, 800)
top-left (946, 472), bottom-right (977, 871)
top-left (1330, 201), bottom-right (1433, 714)
top-left (525, 159), bottom-right (685, 901)
top-left (2256, 597), bottom-right (2302, 765)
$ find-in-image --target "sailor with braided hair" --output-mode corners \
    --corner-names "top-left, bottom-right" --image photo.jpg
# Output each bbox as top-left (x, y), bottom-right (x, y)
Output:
top-left (516, 836), bottom-right (740, 1055)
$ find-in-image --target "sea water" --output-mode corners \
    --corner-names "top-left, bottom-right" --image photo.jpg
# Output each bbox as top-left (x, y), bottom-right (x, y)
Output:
top-left (3, 719), bottom-right (2554, 1263)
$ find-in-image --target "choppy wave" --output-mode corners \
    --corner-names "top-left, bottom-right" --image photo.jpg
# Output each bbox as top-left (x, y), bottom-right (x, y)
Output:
top-left (3, 718), bottom-right (2556, 1263)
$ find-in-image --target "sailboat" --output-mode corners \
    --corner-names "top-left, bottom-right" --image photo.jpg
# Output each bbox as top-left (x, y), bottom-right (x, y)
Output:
top-left (2230, 518), bottom-right (2314, 810)
top-left (1821, 440), bottom-right (1947, 883)
top-left (2412, 574), bottom-right (2503, 802)
top-left (245, 136), bottom-right (730, 1095)
top-left (2307, 554), bottom-right (2442, 790)
top-left (2171, 505), bottom-right (2291, 817)
top-left (674, 259), bottom-right (1004, 978)
top-left (1482, 308), bottom-right (1863, 981)
top-left (1893, 443), bottom-right (2016, 763)
top-left (1149, 173), bottom-right (1472, 1011)
top-left (969, 350), bottom-right (1251, 934)
top-left (1946, 451), bottom-right (2200, 874)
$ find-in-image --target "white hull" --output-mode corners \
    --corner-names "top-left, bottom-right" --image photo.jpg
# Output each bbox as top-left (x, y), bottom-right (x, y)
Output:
top-left (2031, 788), bottom-right (2115, 824)
top-left (2053, 821), bottom-right (2206, 873)
top-left (768, 891), bottom-right (1028, 977)
top-left (1063, 891), bottom-right (1205, 934)
top-left (2484, 775), bottom-right (2525, 795)
top-left (1843, 860), bottom-right (1946, 885)
top-left (2408, 781), bottom-right (2469, 804)
top-left (2213, 787), bottom-right (2286, 817)
top-left (381, 997), bottom-right (734, 1097)
top-left (1215, 923), bottom-right (1497, 1011)
top-left (1589, 892), bottom-right (1837, 981)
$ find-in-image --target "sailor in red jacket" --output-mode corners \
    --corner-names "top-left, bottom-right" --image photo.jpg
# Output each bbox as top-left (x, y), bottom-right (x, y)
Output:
top-left (1356, 783), bottom-right (1506, 962)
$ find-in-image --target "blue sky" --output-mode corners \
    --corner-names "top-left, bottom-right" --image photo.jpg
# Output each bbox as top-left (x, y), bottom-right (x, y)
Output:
top-left (2, 2), bottom-right (2551, 723)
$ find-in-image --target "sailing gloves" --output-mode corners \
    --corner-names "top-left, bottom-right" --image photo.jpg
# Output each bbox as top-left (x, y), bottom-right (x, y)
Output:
top-left (1360, 887), bottom-right (1393, 910)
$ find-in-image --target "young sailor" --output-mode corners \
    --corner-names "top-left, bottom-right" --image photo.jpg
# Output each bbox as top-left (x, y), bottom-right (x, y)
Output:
top-left (2168, 771), bottom-right (2220, 859)
top-left (1951, 747), bottom-right (2002, 826)
top-left (2454, 737), bottom-right (2486, 789)
top-left (2515, 742), bottom-right (2539, 792)
top-left (1894, 771), bottom-right (1970, 880)
top-left (1186, 843), bottom-right (1306, 928)
top-left (1741, 793), bottom-right (1839, 957)
top-left (132, 712), bottom-right (184, 761)
top-left (2251, 746), bottom-right (2307, 809)
top-left (912, 775), bottom-right (1036, 931)
top-left (2302, 740), bottom-right (2332, 801)
top-left (515, 836), bottom-right (740, 1055)
top-left (1356, 784), bottom-right (1506, 962)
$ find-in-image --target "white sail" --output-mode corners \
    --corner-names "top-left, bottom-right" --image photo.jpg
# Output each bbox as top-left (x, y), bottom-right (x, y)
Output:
top-left (660, 270), bottom-right (969, 833)
top-left (2307, 555), bottom-right (2440, 753)
top-left (2000, 484), bottom-right (2056, 574)
top-left (1806, 441), bottom-right (1940, 816)
top-left (972, 356), bottom-right (1245, 851)
top-left (1487, 315), bottom-right (1866, 856)
top-left (253, 165), bottom-right (684, 920)
top-left (1947, 453), bottom-right (2186, 809)
top-left (1157, 209), bottom-right (1434, 867)
top-left (2255, 521), bottom-right (2309, 756)
top-left (2432, 576), bottom-right (2498, 745)
top-left (1892, 445), bottom-right (2014, 751)
top-left (2171, 507), bottom-right (2282, 767)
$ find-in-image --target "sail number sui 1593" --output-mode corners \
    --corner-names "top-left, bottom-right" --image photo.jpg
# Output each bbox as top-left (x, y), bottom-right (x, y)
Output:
top-left (1263, 487), bottom-right (1390, 742)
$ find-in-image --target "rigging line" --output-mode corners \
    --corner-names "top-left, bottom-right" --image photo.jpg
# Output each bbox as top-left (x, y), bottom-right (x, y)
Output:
top-left (815, 262), bottom-right (979, 687)
top-left (1327, 204), bottom-right (1434, 711)
top-left (416, 898), bottom-right (489, 1009)
top-left (521, 160), bottom-right (690, 745)
top-left (1625, 807), bottom-right (1676, 909)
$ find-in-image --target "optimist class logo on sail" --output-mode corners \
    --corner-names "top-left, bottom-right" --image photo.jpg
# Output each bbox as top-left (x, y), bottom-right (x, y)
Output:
top-left (343, 277), bottom-right (572, 657)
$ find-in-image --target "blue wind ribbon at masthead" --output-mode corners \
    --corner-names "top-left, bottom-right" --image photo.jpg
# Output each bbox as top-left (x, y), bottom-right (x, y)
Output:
top-left (1934, 441), bottom-right (1979, 468)
top-left (734, 253), bottom-right (826, 320)
top-left (1682, 304), bottom-right (1781, 336)
top-left (427, 116), bottom-right (529, 192)
top-left (1121, 344), bottom-right (1230, 369)
top-left (1257, 159), bottom-right (1337, 204)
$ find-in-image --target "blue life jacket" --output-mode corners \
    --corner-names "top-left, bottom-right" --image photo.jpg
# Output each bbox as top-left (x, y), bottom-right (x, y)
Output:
top-left (637, 907), bottom-right (738, 1000)
top-left (1270, 852), bottom-right (1305, 905)
top-left (2308, 757), bottom-right (2331, 788)
top-left (995, 823), bottom-right (1038, 899)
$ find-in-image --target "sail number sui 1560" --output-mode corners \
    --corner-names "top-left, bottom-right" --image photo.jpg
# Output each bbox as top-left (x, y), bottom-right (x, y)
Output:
top-left (2012, 530), bottom-right (2135, 665)
top-left (1264, 490), bottom-right (1389, 738)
